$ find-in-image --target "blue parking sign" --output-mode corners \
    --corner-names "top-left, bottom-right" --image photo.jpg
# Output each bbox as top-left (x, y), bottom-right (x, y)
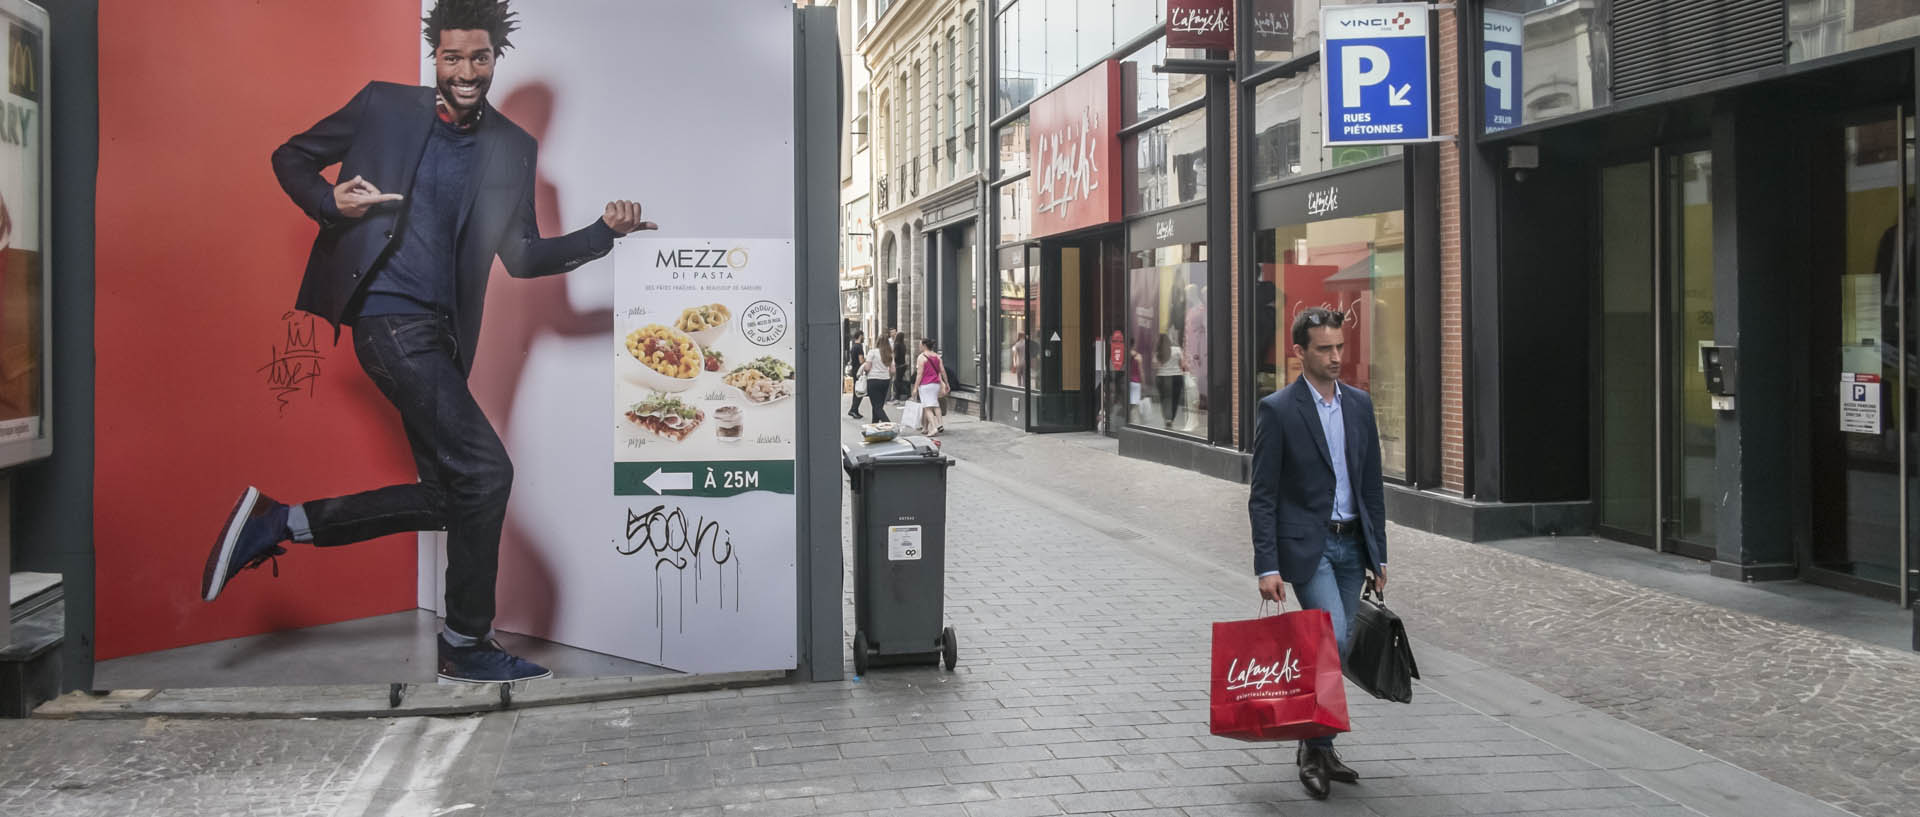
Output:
top-left (1321, 3), bottom-right (1432, 145)
top-left (1483, 10), bottom-right (1523, 132)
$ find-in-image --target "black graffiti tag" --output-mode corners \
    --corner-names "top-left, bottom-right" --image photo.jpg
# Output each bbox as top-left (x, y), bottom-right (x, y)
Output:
top-left (259, 312), bottom-right (323, 414)
top-left (620, 505), bottom-right (736, 570)
top-left (619, 504), bottom-right (742, 653)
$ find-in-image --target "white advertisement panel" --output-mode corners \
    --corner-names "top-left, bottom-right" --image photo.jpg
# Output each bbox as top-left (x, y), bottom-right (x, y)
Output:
top-left (422, 0), bottom-right (797, 673)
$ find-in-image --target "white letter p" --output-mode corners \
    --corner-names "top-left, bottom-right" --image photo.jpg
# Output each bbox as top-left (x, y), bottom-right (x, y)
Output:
top-left (1341, 45), bottom-right (1390, 108)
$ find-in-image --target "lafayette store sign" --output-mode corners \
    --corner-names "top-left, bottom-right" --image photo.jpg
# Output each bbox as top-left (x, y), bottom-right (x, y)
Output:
top-left (1029, 60), bottom-right (1123, 238)
top-left (1167, 0), bottom-right (1233, 50)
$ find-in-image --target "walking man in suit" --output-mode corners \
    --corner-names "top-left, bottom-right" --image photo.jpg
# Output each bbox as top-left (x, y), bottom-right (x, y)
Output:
top-left (199, 0), bottom-right (656, 683)
top-left (1247, 307), bottom-right (1388, 799)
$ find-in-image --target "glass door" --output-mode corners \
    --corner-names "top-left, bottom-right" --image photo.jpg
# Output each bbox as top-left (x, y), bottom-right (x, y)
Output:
top-left (1808, 109), bottom-right (1916, 604)
top-left (1665, 150), bottom-right (1718, 558)
top-left (1596, 160), bottom-right (1657, 543)
top-left (1593, 147), bottom-right (1720, 559)
top-left (1029, 242), bottom-right (1094, 431)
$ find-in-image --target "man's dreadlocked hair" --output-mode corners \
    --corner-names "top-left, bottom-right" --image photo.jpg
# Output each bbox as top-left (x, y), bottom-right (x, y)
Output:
top-left (423, 0), bottom-right (520, 55)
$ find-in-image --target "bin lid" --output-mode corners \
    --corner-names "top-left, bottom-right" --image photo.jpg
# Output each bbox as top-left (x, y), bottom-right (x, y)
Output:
top-left (841, 435), bottom-right (949, 469)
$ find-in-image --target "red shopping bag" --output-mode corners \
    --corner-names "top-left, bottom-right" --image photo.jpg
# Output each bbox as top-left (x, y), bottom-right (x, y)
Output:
top-left (1209, 609), bottom-right (1351, 742)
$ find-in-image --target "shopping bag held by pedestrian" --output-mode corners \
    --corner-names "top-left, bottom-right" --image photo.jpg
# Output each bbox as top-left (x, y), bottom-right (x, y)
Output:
top-left (843, 375), bottom-right (854, 394)
top-left (854, 378), bottom-right (868, 396)
top-left (1210, 607), bottom-right (1350, 742)
top-left (898, 401), bottom-right (926, 432)
top-left (1342, 578), bottom-right (1419, 703)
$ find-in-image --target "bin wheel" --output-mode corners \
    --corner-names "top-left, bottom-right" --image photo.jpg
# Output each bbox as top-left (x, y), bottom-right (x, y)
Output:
top-left (853, 630), bottom-right (870, 676)
top-left (941, 626), bottom-right (957, 671)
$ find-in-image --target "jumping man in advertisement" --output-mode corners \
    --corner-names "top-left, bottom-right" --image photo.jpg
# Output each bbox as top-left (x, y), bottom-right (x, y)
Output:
top-left (1247, 307), bottom-right (1388, 800)
top-left (200, 0), bottom-right (657, 683)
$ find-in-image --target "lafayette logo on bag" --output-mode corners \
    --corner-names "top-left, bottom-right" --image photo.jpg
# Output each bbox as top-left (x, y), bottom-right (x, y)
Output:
top-left (1224, 650), bottom-right (1304, 696)
top-left (1209, 609), bottom-right (1351, 742)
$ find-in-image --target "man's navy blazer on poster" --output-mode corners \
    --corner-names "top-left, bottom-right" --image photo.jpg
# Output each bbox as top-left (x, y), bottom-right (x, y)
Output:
top-left (271, 81), bottom-right (614, 374)
top-left (1248, 377), bottom-right (1388, 584)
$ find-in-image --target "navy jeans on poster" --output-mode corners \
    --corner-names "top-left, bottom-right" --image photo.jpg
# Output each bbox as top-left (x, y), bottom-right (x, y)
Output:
top-left (300, 314), bottom-right (513, 641)
top-left (1291, 528), bottom-right (1366, 749)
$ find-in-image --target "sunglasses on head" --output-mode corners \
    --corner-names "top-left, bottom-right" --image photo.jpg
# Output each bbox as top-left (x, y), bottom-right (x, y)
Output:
top-left (1302, 311), bottom-right (1345, 328)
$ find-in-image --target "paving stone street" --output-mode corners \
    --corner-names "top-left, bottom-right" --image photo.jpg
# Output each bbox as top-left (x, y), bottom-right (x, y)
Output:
top-left (0, 414), bottom-right (1913, 816)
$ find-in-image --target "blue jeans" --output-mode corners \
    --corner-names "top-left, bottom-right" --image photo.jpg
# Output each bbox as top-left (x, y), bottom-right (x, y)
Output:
top-left (1292, 528), bottom-right (1366, 749)
top-left (300, 314), bottom-right (513, 640)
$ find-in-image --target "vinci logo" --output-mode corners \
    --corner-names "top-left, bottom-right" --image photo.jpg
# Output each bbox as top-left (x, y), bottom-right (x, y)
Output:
top-left (1341, 11), bottom-right (1413, 32)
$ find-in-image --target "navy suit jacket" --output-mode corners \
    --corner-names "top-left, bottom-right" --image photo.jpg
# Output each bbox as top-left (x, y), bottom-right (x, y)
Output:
top-left (1247, 377), bottom-right (1388, 583)
top-left (271, 81), bottom-right (614, 374)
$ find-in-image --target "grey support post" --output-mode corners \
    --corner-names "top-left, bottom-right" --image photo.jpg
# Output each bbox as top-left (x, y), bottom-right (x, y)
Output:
top-left (794, 5), bottom-right (846, 682)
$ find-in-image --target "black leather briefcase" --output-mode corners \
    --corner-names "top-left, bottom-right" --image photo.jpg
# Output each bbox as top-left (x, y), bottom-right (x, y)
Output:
top-left (1342, 582), bottom-right (1419, 703)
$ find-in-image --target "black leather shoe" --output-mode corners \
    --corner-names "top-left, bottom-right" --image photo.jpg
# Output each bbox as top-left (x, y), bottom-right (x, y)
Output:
top-left (1321, 746), bottom-right (1359, 784)
top-left (1296, 743), bottom-right (1330, 800)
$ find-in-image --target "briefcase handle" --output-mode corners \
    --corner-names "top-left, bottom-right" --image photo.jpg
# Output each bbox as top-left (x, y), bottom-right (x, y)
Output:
top-left (1363, 575), bottom-right (1386, 604)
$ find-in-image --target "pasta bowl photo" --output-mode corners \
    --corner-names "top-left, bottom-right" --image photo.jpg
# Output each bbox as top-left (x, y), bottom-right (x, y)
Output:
top-left (618, 323), bottom-right (705, 393)
top-left (676, 303), bottom-right (733, 346)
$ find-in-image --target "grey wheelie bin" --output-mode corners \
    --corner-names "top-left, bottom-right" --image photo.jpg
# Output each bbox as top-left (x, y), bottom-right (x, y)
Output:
top-left (842, 435), bottom-right (958, 674)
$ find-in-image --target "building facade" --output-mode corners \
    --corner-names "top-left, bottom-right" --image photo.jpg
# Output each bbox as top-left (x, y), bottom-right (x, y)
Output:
top-left (838, 0), bottom-right (1920, 608)
top-left (851, 0), bottom-right (988, 407)
top-left (1461, 0), bottom-right (1920, 606)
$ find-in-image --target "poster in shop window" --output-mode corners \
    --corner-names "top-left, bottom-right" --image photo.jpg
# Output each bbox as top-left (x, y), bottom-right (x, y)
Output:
top-left (1841, 373), bottom-right (1881, 434)
top-left (0, 0), bottom-right (44, 456)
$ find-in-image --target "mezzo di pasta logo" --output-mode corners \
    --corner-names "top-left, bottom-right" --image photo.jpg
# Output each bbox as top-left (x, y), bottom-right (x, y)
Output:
top-left (9, 23), bottom-right (38, 103)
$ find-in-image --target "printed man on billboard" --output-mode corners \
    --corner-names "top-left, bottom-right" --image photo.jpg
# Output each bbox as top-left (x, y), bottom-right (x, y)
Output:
top-left (200, 0), bottom-right (656, 683)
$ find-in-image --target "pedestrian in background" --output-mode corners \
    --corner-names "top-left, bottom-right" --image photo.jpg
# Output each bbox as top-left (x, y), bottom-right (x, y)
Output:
top-left (890, 328), bottom-right (912, 406)
top-left (912, 338), bottom-right (950, 436)
top-left (857, 336), bottom-right (893, 423)
top-left (1154, 332), bottom-right (1185, 429)
top-left (1246, 306), bottom-right (1388, 800)
top-left (846, 329), bottom-right (866, 418)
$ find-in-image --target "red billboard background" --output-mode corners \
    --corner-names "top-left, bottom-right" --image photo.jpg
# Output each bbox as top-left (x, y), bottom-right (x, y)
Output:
top-left (93, 0), bottom-right (422, 659)
top-left (1029, 60), bottom-right (1122, 239)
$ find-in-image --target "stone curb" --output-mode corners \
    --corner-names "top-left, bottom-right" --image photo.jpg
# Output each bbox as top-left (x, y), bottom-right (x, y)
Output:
top-left (29, 669), bottom-right (787, 720)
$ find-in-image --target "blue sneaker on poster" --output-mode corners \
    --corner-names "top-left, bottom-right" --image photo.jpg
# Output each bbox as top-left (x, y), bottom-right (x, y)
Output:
top-left (202, 486), bottom-right (291, 602)
top-left (438, 638), bottom-right (553, 684)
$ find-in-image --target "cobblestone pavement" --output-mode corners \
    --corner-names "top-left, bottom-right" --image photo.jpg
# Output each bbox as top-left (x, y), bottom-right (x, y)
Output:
top-left (0, 412), bottom-right (1896, 816)
top-left (0, 716), bottom-right (392, 816)
top-left (473, 421), bottom-right (1708, 816)
top-left (925, 415), bottom-right (1920, 817)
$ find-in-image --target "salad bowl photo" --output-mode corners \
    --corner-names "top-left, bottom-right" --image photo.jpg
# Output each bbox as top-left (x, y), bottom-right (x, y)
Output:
top-left (722, 355), bottom-right (797, 405)
top-left (618, 323), bottom-right (705, 393)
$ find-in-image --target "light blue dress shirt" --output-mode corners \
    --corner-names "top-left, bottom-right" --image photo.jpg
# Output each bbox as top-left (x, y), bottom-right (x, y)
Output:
top-left (1315, 382), bottom-right (1356, 523)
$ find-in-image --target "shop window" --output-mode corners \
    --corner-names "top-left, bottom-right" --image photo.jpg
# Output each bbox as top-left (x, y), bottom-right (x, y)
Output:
top-left (1120, 38), bottom-right (1208, 128)
top-left (1126, 108), bottom-right (1208, 213)
top-left (1255, 210), bottom-right (1408, 479)
top-left (1126, 241), bottom-right (1209, 437)
top-left (997, 177), bottom-right (1031, 244)
top-left (1115, 0), bottom-right (1159, 44)
top-left (1252, 72), bottom-right (1398, 185)
top-left (996, 246), bottom-right (1033, 388)
top-left (1789, 0), bottom-right (1920, 62)
top-left (996, 116), bottom-right (1029, 178)
top-left (1481, 0), bottom-right (1609, 132)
